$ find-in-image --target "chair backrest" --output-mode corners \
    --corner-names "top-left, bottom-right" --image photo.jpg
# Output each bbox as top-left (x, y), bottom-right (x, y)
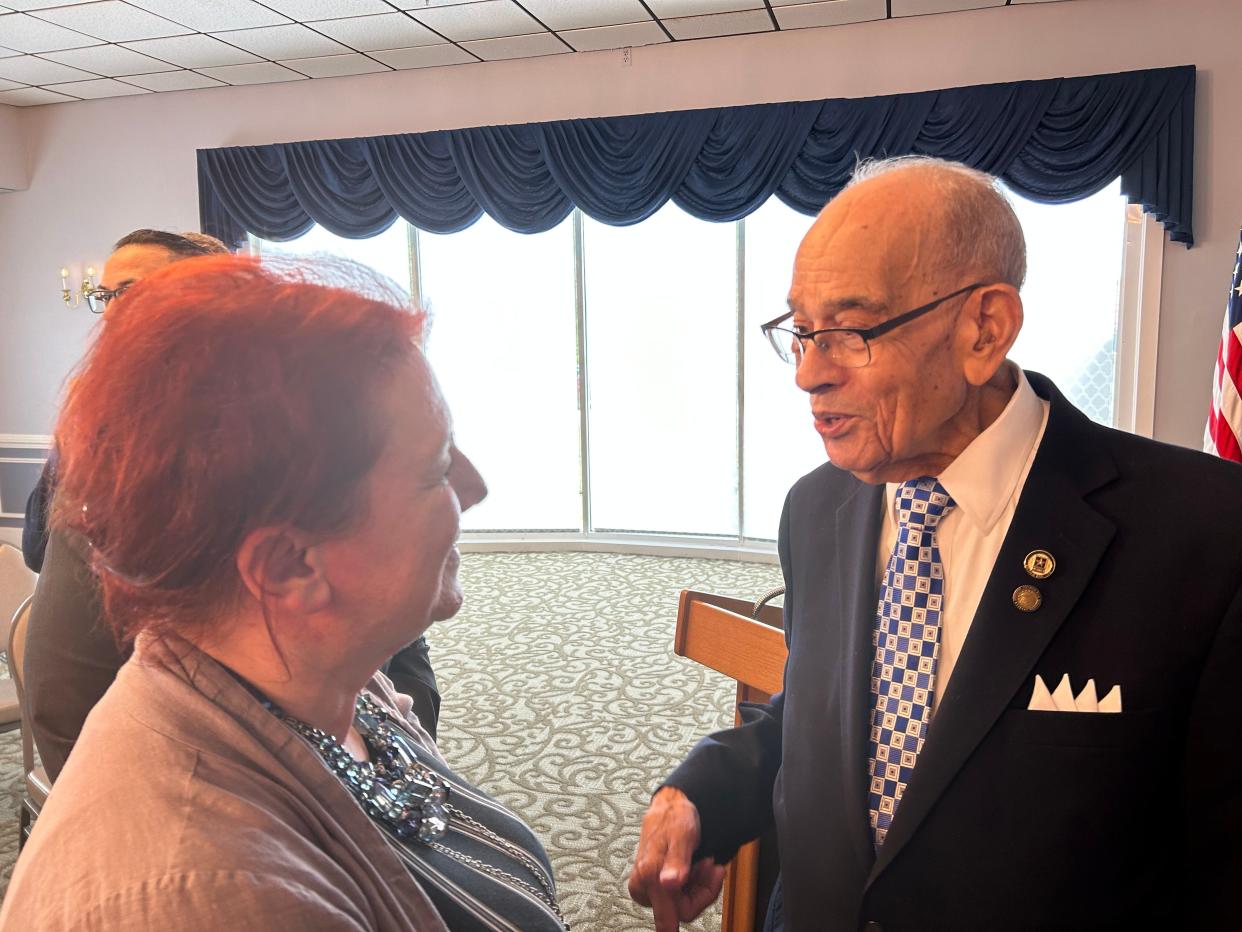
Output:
top-left (8, 594), bottom-right (36, 777)
top-left (8, 594), bottom-right (33, 699)
top-left (673, 589), bottom-right (787, 698)
top-left (673, 588), bottom-right (788, 932)
top-left (0, 542), bottom-right (37, 643)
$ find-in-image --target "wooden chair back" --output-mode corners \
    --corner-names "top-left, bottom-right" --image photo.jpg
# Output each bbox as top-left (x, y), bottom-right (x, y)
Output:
top-left (673, 589), bottom-right (787, 932)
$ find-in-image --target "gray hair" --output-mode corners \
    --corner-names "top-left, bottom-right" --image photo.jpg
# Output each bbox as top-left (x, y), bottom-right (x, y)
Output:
top-left (845, 156), bottom-right (1027, 289)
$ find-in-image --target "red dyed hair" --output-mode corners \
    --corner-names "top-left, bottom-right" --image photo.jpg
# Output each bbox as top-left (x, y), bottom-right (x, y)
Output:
top-left (52, 254), bottom-right (425, 645)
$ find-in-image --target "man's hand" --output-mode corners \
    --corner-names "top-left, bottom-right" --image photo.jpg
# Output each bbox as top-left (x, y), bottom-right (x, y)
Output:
top-left (628, 787), bottom-right (726, 931)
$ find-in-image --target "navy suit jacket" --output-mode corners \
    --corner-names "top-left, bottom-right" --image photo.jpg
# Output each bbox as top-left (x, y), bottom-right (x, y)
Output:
top-left (666, 372), bottom-right (1242, 930)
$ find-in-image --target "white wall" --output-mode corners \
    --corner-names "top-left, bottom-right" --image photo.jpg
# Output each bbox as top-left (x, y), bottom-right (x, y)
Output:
top-left (0, 0), bottom-right (1237, 449)
top-left (0, 105), bottom-right (27, 191)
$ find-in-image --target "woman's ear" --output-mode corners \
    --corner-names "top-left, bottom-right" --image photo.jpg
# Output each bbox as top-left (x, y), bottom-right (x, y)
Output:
top-left (235, 526), bottom-right (331, 614)
top-left (961, 283), bottom-right (1023, 387)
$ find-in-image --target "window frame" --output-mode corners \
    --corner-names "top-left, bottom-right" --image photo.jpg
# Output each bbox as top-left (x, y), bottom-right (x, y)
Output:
top-left (251, 196), bottom-right (1163, 562)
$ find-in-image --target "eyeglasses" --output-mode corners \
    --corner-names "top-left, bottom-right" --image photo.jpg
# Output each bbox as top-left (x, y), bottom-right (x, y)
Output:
top-left (85, 283), bottom-right (131, 315)
top-left (760, 281), bottom-right (990, 368)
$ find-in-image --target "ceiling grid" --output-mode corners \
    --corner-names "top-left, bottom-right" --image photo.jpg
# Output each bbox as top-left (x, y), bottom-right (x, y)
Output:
top-left (0, 0), bottom-right (1068, 106)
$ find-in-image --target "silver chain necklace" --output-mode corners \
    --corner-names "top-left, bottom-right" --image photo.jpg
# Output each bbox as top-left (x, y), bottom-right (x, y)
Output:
top-left (277, 694), bottom-right (567, 929)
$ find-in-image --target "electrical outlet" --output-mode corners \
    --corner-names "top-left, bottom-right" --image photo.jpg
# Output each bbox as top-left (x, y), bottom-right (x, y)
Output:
top-left (622, 47), bottom-right (632, 67)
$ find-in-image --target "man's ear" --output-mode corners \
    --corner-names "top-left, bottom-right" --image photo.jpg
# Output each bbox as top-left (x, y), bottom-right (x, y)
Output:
top-left (961, 283), bottom-right (1023, 386)
top-left (235, 526), bottom-right (331, 614)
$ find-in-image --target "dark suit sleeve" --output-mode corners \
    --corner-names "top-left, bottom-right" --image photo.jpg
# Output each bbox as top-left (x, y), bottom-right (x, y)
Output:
top-left (380, 635), bottom-right (441, 741)
top-left (24, 529), bottom-right (127, 782)
top-left (1183, 577), bottom-right (1242, 921)
top-left (662, 492), bottom-right (794, 864)
top-left (21, 456), bottom-right (56, 572)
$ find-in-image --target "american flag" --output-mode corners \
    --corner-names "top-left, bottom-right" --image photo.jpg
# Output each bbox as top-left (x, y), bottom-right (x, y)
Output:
top-left (1205, 231), bottom-right (1242, 462)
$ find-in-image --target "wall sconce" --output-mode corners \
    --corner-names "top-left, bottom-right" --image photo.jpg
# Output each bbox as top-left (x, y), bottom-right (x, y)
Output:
top-left (60, 265), bottom-right (97, 308)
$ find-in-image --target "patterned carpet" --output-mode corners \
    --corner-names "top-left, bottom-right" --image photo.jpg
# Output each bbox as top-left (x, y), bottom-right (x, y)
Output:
top-left (0, 551), bottom-right (783, 929)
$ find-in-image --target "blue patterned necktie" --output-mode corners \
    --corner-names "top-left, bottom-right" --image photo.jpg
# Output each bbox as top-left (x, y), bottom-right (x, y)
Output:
top-left (867, 477), bottom-right (955, 847)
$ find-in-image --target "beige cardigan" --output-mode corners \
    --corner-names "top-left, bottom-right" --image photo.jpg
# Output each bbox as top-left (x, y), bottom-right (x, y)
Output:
top-left (0, 633), bottom-right (452, 931)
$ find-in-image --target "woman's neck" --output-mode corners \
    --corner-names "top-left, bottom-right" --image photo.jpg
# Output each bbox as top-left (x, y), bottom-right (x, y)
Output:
top-left (189, 610), bottom-right (375, 744)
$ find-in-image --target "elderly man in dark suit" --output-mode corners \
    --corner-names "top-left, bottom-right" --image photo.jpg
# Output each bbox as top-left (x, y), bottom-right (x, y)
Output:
top-left (628, 157), bottom-right (1242, 930)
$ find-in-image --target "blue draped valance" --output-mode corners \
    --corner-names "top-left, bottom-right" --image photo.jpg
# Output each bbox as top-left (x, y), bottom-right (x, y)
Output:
top-left (198, 65), bottom-right (1195, 247)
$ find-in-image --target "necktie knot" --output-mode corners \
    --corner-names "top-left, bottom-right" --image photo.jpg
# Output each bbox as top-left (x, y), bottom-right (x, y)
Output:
top-left (894, 477), bottom-right (955, 530)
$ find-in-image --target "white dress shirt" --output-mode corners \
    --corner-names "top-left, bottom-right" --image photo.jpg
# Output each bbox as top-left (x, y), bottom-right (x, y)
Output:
top-left (878, 364), bottom-right (1050, 711)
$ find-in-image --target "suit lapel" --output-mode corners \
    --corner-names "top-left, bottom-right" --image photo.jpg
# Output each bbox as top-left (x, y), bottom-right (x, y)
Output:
top-left (832, 478), bottom-right (886, 872)
top-left (867, 374), bottom-right (1119, 882)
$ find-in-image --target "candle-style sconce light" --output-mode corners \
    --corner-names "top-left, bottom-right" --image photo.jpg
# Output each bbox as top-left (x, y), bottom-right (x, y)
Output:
top-left (60, 265), bottom-right (97, 309)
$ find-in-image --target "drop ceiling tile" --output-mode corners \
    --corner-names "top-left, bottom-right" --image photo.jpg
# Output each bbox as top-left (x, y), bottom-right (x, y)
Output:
top-left (0, 54), bottom-right (96, 83)
top-left (119, 67), bottom-right (223, 89)
top-left (0, 76), bottom-right (22, 90)
top-left (41, 43), bottom-right (178, 75)
top-left (122, 34), bottom-right (261, 68)
top-left (262, 0), bottom-right (390, 19)
top-left (280, 51), bottom-right (389, 78)
top-left (561, 19), bottom-right (667, 52)
top-left (31, 2), bottom-right (191, 42)
top-left (395, 0), bottom-right (500, 8)
top-left (0, 12), bottom-right (102, 52)
top-left (309, 13), bottom-right (444, 52)
top-left (3, 0), bottom-right (87, 8)
top-left (773, 0), bottom-right (887, 29)
top-left (520, 0), bottom-right (651, 31)
top-left (0, 85), bottom-right (76, 104)
top-left (891, 0), bottom-right (1004, 14)
top-left (663, 8), bottom-right (773, 39)
top-left (3, 1), bottom-right (82, 8)
top-left (211, 23), bottom-right (350, 59)
top-left (410, 1), bottom-right (542, 42)
top-left (197, 61), bottom-right (307, 85)
top-left (645, 0), bottom-right (762, 16)
top-left (45, 76), bottom-right (149, 97)
top-left (369, 43), bottom-right (475, 70)
top-left (125, 0), bottom-right (289, 32)
top-left (461, 31), bottom-right (568, 60)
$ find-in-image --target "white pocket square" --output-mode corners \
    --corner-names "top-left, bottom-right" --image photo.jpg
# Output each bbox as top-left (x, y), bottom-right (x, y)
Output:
top-left (1028, 674), bottom-right (1121, 713)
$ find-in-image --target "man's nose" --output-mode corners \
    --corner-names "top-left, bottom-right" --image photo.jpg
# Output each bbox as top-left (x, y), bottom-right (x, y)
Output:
top-left (794, 344), bottom-right (846, 394)
top-left (451, 447), bottom-right (488, 512)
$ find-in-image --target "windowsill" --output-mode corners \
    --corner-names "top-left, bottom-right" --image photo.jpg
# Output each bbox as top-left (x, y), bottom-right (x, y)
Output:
top-left (459, 532), bottom-right (779, 564)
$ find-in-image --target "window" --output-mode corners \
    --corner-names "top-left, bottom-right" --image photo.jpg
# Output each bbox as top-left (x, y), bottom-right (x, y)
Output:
top-left (419, 215), bottom-right (581, 532)
top-left (582, 204), bottom-right (739, 536)
top-left (1005, 180), bottom-right (1128, 427)
top-left (256, 178), bottom-right (1145, 550)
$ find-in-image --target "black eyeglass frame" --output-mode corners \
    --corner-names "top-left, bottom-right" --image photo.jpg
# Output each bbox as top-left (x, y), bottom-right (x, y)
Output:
top-left (85, 282), bottom-right (132, 315)
top-left (760, 280), bottom-right (991, 367)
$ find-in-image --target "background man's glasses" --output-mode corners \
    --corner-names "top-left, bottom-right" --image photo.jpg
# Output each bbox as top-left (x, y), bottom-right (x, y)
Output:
top-left (760, 281), bottom-right (988, 368)
top-left (85, 283), bottom-right (131, 314)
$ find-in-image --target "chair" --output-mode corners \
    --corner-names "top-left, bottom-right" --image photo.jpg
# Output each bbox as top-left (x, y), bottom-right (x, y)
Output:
top-left (674, 588), bottom-right (788, 932)
top-left (0, 540), bottom-right (37, 650)
top-left (7, 595), bottom-right (52, 848)
top-left (0, 542), bottom-right (36, 736)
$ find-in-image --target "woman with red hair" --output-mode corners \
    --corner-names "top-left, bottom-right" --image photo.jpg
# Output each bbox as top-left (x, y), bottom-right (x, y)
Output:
top-left (0, 255), bottom-right (567, 931)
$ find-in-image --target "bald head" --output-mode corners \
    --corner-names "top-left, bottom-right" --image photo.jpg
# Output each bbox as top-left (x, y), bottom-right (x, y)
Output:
top-left (843, 156), bottom-right (1026, 290)
top-left (785, 157), bottom-right (1027, 484)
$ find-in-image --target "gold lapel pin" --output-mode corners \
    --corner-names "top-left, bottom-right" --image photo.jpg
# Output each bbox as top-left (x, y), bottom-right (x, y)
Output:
top-left (1012, 584), bottom-right (1042, 613)
top-left (1023, 550), bottom-right (1055, 580)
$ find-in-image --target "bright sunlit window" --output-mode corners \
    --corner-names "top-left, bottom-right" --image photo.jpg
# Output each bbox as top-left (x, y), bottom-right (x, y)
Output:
top-left (255, 178), bottom-right (1138, 548)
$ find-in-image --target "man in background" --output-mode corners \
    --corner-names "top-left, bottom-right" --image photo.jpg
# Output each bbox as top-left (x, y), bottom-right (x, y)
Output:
top-left (630, 157), bottom-right (1242, 929)
top-left (24, 229), bottom-right (444, 782)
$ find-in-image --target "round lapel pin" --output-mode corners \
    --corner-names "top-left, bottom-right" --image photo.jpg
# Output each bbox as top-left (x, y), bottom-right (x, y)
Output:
top-left (1023, 550), bottom-right (1055, 580)
top-left (1012, 584), bottom-right (1042, 612)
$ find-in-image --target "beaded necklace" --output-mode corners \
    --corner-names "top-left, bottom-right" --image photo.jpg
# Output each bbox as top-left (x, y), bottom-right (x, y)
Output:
top-left (276, 694), bottom-right (567, 929)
